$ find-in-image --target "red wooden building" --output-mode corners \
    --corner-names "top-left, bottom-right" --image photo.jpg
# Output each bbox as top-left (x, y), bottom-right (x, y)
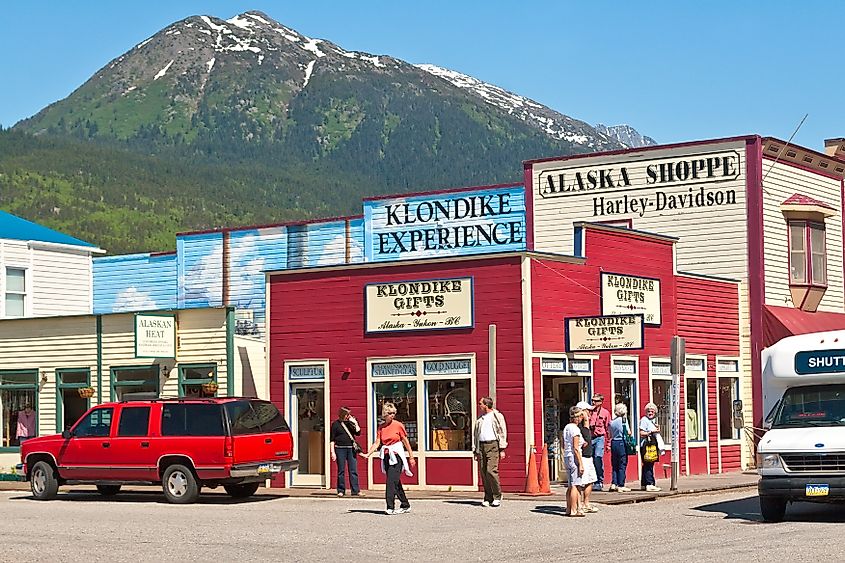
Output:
top-left (268, 222), bottom-right (740, 491)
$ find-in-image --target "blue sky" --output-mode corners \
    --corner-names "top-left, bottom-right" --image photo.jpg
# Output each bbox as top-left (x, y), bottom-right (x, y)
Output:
top-left (2, 1), bottom-right (842, 149)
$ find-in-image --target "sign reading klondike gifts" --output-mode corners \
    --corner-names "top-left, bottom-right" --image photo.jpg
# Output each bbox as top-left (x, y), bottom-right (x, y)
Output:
top-left (565, 314), bottom-right (644, 352)
top-left (366, 277), bottom-right (473, 333)
top-left (135, 314), bottom-right (176, 358)
top-left (601, 272), bottom-right (661, 325)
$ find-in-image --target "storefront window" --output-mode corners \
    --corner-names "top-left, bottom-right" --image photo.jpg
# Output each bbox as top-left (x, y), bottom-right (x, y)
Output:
top-left (651, 362), bottom-right (672, 442)
top-left (179, 364), bottom-right (217, 397)
top-left (0, 370), bottom-right (38, 448)
top-left (111, 366), bottom-right (159, 401)
top-left (374, 380), bottom-right (418, 450)
top-left (719, 377), bottom-right (740, 440)
top-left (613, 359), bottom-right (638, 429)
top-left (685, 378), bottom-right (706, 442)
top-left (56, 368), bottom-right (91, 433)
top-left (427, 379), bottom-right (471, 451)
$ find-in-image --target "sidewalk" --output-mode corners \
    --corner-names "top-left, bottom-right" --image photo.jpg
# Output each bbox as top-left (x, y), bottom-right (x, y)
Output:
top-left (0, 471), bottom-right (759, 503)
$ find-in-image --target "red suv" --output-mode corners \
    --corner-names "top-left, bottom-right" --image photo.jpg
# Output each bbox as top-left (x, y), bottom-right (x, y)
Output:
top-left (20, 397), bottom-right (297, 504)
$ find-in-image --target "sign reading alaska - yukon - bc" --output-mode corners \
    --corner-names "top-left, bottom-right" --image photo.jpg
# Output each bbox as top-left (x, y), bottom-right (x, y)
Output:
top-left (537, 150), bottom-right (741, 218)
top-left (135, 314), bottom-right (176, 358)
top-left (601, 272), bottom-right (661, 325)
top-left (364, 186), bottom-right (525, 262)
top-left (565, 314), bottom-right (644, 352)
top-left (366, 277), bottom-right (473, 333)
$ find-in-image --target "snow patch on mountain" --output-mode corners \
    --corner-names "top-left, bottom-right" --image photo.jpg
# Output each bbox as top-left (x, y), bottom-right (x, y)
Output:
top-left (303, 60), bottom-right (316, 87)
top-left (154, 59), bottom-right (174, 80)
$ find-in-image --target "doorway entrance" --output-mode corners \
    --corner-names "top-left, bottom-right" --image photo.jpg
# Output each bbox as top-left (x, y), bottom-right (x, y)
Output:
top-left (290, 383), bottom-right (326, 487)
top-left (542, 375), bottom-right (591, 482)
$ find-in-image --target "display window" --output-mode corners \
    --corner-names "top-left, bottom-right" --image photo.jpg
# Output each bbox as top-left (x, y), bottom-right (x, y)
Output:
top-left (111, 365), bottom-right (159, 401)
top-left (649, 359), bottom-right (672, 441)
top-left (0, 370), bottom-right (38, 450)
top-left (178, 364), bottom-right (218, 397)
top-left (716, 357), bottom-right (741, 441)
top-left (684, 357), bottom-right (707, 443)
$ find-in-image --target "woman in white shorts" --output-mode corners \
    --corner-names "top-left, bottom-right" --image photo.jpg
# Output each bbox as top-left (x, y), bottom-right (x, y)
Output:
top-left (576, 402), bottom-right (598, 513)
top-left (562, 406), bottom-right (585, 517)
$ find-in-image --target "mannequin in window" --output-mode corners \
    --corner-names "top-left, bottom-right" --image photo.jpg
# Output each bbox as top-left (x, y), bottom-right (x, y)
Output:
top-left (16, 404), bottom-right (36, 445)
top-left (686, 405), bottom-right (698, 441)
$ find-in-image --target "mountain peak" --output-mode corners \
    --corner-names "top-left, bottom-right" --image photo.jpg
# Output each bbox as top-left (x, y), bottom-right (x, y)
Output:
top-left (594, 123), bottom-right (656, 148)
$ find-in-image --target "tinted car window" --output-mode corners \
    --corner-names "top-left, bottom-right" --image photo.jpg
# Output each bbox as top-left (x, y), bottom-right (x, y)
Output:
top-left (117, 407), bottom-right (151, 437)
top-left (225, 400), bottom-right (290, 435)
top-left (161, 404), bottom-right (224, 436)
top-left (74, 408), bottom-right (114, 438)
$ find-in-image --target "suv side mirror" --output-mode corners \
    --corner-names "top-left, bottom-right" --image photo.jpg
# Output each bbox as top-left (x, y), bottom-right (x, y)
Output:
top-left (62, 430), bottom-right (73, 439)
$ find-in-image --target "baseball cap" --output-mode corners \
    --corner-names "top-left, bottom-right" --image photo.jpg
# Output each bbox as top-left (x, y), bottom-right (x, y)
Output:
top-left (575, 401), bottom-right (594, 410)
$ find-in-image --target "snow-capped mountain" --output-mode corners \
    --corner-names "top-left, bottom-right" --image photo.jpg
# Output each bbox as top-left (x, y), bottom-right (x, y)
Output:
top-left (594, 123), bottom-right (657, 148)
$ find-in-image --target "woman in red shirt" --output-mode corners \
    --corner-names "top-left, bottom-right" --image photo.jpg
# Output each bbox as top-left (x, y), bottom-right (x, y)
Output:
top-left (363, 402), bottom-right (416, 514)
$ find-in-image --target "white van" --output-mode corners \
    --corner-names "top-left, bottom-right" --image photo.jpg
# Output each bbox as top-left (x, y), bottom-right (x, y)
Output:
top-left (758, 330), bottom-right (845, 522)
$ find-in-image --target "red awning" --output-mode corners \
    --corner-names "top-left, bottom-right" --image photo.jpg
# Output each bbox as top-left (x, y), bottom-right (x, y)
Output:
top-left (764, 305), bottom-right (845, 347)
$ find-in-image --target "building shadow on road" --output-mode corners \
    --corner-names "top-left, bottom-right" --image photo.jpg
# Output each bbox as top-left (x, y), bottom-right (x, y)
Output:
top-left (443, 500), bottom-right (482, 507)
top-left (530, 505), bottom-right (567, 517)
top-left (347, 509), bottom-right (392, 515)
top-left (692, 494), bottom-right (845, 524)
top-left (8, 491), bottom-right (283, 505)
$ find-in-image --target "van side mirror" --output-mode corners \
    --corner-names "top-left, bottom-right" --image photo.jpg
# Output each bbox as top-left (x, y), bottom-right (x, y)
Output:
top-left (62, 430), bottom-right (73, 439)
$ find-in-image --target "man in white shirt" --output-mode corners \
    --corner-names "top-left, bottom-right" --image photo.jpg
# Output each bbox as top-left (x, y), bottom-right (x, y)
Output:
top-left (473, 397), bottom-right (508, 507)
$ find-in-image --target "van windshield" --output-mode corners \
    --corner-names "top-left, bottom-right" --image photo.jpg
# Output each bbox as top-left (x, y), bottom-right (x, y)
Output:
top-left (772, 384), bottom-right (845, 428)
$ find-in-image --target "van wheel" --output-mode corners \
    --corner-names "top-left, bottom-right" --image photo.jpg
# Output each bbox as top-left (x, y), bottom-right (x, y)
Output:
top-left (162, 464), bottom-right (200, 504)
top-left (31, 461), bottom-right (59, 500)
top-left (224, 483), bottom-right (260, 499)
top-left (760, 496), bottom-right (787, 522)
top-left (96, 485), bottom-right (121, 496)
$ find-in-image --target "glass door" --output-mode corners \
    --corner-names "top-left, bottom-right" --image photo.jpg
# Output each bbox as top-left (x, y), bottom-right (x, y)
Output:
top-left (544, 376), bottom-right (590, 482)
top-left (290, 384), bottom-right (326, 487)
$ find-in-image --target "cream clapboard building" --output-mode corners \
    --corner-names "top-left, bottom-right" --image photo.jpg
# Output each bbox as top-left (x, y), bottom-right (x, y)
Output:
top-left (0, 307), bottom-right (266, 473)
top-left (526, 136), bottom-right (845, 468)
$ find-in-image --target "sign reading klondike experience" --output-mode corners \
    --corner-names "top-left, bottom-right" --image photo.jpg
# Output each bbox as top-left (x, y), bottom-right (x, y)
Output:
top-left (365, 277), bottom-right (474, 333)
top-left (565, 314), bottom-right (644, 352)
top-left (135, 314), bottom-right (176, 358)
top-left (536, 150), bottom-right (741, 219)
top-left (601, 272), bottom-right (661, 325)
top-left (363, 185), bottom-right (526, 262)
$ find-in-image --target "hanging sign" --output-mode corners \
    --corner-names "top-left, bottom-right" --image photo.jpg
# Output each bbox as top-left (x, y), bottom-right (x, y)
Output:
top-left (135, 314), bottom-right (176, 358)
top-left (565, 314), bottom-right (644, 352)
top-left (601, 272), bottom-right (661, 325)
top-left (365, 277), bottom-right (474, 333)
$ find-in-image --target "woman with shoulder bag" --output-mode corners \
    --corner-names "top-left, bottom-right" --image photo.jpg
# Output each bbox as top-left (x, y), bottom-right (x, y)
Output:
top-left (639, 402), bottom-right (662, 492)
top-left (608, 403), bottom-right (632, 492)
top-left (330, 406), bottom-right (363, 497)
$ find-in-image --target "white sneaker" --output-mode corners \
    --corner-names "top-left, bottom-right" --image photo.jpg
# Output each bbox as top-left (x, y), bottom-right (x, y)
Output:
top-left (608, 484), bottom-right (618, 492)
top-left (385, 509), bottom-right (395, 515)
top-left (645, 485), bottom-right (662, 492)
top-left (491, 499), bottom-right (501, 507)
top-left (481, 500), bottom-right (490, 507)
top-left (395, 506), bottom-right (410, 514)
top-left (618, 486), bottom-right (631, 492)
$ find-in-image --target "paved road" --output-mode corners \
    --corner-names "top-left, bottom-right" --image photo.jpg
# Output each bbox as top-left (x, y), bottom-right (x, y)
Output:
top-left (1, 487), bottom-right (843, 561)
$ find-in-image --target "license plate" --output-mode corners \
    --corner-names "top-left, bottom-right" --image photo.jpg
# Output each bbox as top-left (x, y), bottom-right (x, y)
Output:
top-left (258, 463), bottom-right (281, 474)
top-left (806, 484), bottom-right (829, 497)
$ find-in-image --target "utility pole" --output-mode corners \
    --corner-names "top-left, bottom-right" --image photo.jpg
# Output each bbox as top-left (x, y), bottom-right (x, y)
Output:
top-left (670, 336), bottom-right (685, 491)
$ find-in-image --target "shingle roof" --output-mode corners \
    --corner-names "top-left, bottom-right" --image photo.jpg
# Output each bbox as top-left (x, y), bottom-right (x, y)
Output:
top-left (0, 210), bottom-right (96, 248)
top-left (781, 193), bottom-right (836, 210)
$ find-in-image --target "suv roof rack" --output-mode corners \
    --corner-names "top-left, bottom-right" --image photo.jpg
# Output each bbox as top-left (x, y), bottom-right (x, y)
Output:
top-left (117, 396), bottom-right (260, 404)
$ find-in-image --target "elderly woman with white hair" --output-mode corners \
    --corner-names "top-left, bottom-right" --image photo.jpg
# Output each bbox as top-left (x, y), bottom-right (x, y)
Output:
top-left (639, 402), bottom-right (662, 492)
top-left (364, 402), bottom-right (416, 514)
top-left (608, 403), bottom-right (631, 492)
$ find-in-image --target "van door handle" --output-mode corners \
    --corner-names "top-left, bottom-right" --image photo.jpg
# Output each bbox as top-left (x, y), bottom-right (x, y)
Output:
top-left (265, 438), bottom-right (272, 444)
top-left (101, 442), bottom-right (110, 448)
top-left (141, 442), bottom-right (149, 448)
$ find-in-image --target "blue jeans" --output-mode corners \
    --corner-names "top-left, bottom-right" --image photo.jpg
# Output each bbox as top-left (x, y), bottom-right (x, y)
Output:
top-left (610, 439), bottom-right (628, 486)
top-left (591, 435), bottom-right (605, 488)
top-left (336, 447), bottom-right (360, 494)
top-left (641, 460), bottom-right (656, 487)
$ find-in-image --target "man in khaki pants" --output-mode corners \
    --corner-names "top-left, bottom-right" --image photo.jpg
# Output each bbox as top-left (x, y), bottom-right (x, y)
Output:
top-left (473, 397), bottom-right (508, 507)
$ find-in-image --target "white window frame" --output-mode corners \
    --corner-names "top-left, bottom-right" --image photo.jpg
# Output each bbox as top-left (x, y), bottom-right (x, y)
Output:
top-left (4, 266), bottom-right (28, 318)
top-left (684, 356), bottom-right (707, 446)
top-left (611, 355), bottom-right (639, 430)
top-left (284, 359), bottom-right (330, 488)
top-left (716, 356), bottom-right (742, 443)
top-left (648, 358), bottom-right (672, 447)
top-left (366, 353), bottom-right (477, 491)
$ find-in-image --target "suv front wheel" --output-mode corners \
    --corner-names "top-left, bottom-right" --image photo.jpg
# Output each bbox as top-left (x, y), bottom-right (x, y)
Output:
top-left (162, 464), bottom-right (200, 504)
top-left (30, 461), bottom-right (60, 500)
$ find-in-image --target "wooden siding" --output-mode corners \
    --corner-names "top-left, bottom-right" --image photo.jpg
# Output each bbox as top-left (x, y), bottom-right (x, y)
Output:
top-left (93, 253), bottom-right (177, 313)
top-left (530, 140), bottom-right (750, 281)
top-left (269, 258), bottom-right (526, 491)
top-left (761, 160), bottom-right (844, 312)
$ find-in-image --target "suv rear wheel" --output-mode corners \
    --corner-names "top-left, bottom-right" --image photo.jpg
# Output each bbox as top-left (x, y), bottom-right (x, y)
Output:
top-left (224, 483), bottom-right (260, 499)
top-left (30, 461), bottom-right (59, 500)
top-left (96, 485), bottom-right (121, 496)
top-left (162, 464), bottom-right (200, 504)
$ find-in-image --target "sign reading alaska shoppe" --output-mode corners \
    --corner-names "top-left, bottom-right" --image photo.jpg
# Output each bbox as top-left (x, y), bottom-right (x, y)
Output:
top-left (537, 150), bottom-right (741, 218)
top-left (363, 185), bottom-right (526, 262)
top-left (601, 272), bottom-right (661, 325)
top-left (135, 314), bottom-right (176, 358)
top-left (365, 277), bottom-right (474, 333)
top-left (565, 314), bottom-right (644, 352)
